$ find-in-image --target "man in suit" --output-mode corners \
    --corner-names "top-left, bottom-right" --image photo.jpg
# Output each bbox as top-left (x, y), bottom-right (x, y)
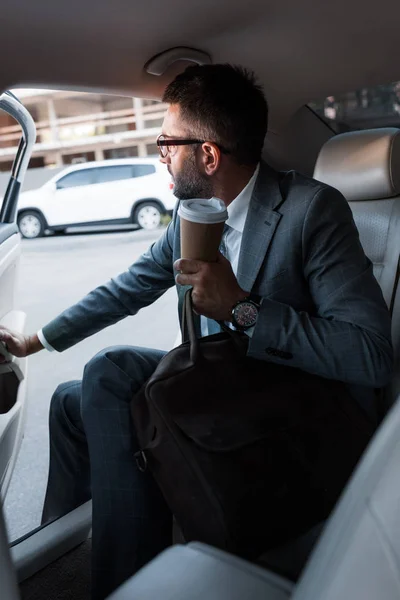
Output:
top-left (0, 64), bottom-right (393, 599)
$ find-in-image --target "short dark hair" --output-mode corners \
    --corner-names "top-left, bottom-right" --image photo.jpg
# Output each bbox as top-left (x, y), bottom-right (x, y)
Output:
top-left (162, 63), bottom-right (268, 166)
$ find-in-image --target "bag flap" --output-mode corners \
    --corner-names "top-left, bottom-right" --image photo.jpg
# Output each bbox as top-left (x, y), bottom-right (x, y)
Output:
top-left (172, 413), bottom-right (277, 452)
top-left (145, 334), bottom-right (349, 452)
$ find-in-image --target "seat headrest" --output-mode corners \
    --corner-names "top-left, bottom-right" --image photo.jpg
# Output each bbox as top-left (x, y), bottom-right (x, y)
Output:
top-left (314, 128), bottom-right (400, 201)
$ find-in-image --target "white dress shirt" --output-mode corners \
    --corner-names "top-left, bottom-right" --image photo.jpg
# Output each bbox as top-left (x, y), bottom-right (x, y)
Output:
top-left (219, 163), bottom-right (260, 276)
top-left (201, 163), bottom-right (260, 336)
top-left (37, 327), bottom-right (55, 352)
top-left (38, 164), bottom-right (260, 352)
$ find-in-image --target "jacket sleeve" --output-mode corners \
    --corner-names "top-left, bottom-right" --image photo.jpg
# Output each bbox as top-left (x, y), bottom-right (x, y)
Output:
top-left (42, 218), bottom-right (176, 352)
top-left (247, 186), bottom-right (393, 387)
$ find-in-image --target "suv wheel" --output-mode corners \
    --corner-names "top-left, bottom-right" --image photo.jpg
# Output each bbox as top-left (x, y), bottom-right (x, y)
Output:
top-left (18, 211), bottom-right (46, 239)
top-left (133, 202), bottom-right (162, 230)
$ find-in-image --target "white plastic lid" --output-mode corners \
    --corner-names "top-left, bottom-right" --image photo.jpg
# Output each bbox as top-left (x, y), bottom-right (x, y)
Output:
top-left (178, 197), bottom-right (228, 224)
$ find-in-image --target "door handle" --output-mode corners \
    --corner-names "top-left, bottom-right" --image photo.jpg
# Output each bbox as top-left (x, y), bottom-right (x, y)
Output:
top-left (0, 341), bottom-right (24, 382)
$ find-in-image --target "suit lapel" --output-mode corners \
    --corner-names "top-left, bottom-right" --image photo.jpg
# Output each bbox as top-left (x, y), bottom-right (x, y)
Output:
top-left (237, 162), bottom-right (284, 292)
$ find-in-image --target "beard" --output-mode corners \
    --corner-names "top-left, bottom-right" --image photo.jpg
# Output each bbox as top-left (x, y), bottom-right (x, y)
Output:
top-left (172, 150), bottom-right (214, 200)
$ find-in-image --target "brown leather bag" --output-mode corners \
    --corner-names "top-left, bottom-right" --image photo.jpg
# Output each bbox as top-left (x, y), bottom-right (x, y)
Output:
top-left (131, 290), bottom-right (374, 558)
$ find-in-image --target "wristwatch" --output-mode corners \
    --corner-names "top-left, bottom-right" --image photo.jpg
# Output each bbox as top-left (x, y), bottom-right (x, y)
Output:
top-left (231, 297), bottom-right (260, 330)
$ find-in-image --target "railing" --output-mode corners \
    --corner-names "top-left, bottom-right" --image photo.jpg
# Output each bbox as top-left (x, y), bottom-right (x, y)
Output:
top-left (0, 102), bottom-right (168, 147)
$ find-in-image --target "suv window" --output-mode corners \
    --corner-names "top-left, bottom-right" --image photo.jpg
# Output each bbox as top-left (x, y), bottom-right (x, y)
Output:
top-left (94, 164), bottom-right (156, 184)
top-left (132, 164), bottom-right (156, 177)
top-left (310, 80), bottom-right (400, 133)
top-left (95, 165), bottom-right (134, 184)
top-left (56, 169), bottom-right (95, 189)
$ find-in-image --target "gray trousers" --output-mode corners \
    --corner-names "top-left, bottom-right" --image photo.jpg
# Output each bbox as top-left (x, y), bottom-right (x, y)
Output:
top-left (41, 346), bottom-right (172, 600)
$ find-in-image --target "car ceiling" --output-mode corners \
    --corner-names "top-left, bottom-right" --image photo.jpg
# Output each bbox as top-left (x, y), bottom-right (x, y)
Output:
top-left (1, 0), bottom-right (400, 171)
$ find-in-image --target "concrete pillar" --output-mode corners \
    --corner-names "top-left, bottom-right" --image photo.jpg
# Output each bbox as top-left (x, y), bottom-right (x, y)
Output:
top-left (47, 97), bottom-right (59, 142)
top-left (95, 148), bottom-right (104, 161)
top-left (133, 97), bottom-right (144, 131)
top-left (45, 151), bottom-right (63, 167)
top-left (137, 142), bottom-right (147, 157)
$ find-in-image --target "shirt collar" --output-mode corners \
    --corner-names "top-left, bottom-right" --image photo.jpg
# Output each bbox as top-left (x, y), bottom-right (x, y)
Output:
top-left (225, 163), bottom-right (260, 233)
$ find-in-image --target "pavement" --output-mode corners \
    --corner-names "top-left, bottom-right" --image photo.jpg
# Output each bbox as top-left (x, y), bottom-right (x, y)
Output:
top-left (3, 226), bottom-right (179, 542)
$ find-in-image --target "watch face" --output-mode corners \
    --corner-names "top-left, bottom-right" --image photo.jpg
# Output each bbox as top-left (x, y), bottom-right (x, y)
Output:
top-left (234, 301), bottom-right (258, 328)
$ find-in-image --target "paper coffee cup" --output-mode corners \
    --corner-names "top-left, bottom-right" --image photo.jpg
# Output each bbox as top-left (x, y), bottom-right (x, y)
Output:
top-left (178, 198), bottom-right (228, 261)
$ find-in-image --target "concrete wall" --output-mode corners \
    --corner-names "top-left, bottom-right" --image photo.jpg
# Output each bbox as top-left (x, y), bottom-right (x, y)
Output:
top-left (0, 165), bottom-right (65, 198)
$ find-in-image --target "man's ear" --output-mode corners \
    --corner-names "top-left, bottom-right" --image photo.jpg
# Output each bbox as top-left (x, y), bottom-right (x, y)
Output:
top-left (200, 142), bottom-right (221, 176)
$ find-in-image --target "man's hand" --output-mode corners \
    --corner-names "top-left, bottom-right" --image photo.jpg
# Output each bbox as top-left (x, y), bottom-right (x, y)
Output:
top-left (0, 328), bottom-right (43, 363)
top-left (174, 252), bottom-right (248, 321)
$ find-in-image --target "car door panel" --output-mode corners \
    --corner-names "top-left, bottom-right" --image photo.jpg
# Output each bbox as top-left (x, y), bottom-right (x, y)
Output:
top-left (0, 232), bottom-right (26, 503)
top-left (0, 250), bottom-right (28, 501)
top-left (0, 232), bottom-right (21, 321)
top-left (0, 93), bottom-right (35, 507)
top-left (90, 179), bottom-right (136, 220)
top-left (92, 165), bottom-right (138, 221)
top-left (0, 92), bottom-right (35, 600)
top-left (82, 180), bottom-right (124, 221)
top-left (44, 168), bottom-right (97, 226)
top-left (0, 311), bottom-right (27, 500)
top-left (46, 185), bottom-right (95, 226)
top-left (0, 223), bottom-right (19, 245)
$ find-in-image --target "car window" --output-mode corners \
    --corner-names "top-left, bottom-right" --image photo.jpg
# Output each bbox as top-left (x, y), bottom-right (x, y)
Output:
top-left (56, 169), bottom-right (95, 189)
top-left (132, 164), bottom-right (156, 177)
top-left (309, 80), bottom-right (400, 133)
top-left (94, 164), bottom-right (156, 183)
top-left (95, 165), bottom-right (134, 184)
top-left (3, 89), bottom-right (174, 546)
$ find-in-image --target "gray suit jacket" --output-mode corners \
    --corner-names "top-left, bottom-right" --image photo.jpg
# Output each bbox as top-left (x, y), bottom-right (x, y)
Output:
top-left (43, 162), bottom-right (393, 412)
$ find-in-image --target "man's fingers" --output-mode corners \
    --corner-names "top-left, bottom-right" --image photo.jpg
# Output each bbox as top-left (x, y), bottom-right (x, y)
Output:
top-left (175, 272), bottom-right (196, 286)
top-left (0, 336), bottom-right (11, 362)
top-left (0, 331), bottom-right (11, 345)
top-left (0, 330), bottom-right (20, 353)
top-left (174, 258), bottom-right (202, 274)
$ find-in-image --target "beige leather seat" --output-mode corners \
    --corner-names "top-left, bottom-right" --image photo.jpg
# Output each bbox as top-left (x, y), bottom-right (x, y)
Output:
top-left (256, 128), bottom-right (400, 578)
top-left (314, 128), bottom-right (400, 409)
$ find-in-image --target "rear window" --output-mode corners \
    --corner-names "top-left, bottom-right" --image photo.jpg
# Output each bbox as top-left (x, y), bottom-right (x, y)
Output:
top-left (310, 80), bottom-right (400, 133)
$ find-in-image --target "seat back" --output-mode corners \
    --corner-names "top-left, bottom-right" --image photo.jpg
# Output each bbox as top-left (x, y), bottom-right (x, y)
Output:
top-left (295, 130), bottom-right (400, 598)
top-left (294, 394), bottom-right (400, 600)
top-left (314, 128), bottom-right (400, 406)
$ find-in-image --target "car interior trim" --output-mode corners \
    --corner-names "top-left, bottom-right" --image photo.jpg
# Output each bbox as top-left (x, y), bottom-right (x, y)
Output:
top-left (10, 500), bottom-right (92, 583)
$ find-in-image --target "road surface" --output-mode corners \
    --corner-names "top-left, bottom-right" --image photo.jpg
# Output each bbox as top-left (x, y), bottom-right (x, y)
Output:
top-left (4, 227), bottom-right (178, 541)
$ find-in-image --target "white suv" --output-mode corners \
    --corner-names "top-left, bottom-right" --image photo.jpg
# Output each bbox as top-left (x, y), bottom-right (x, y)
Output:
top-left (17, 158), bottom-right (176, 238)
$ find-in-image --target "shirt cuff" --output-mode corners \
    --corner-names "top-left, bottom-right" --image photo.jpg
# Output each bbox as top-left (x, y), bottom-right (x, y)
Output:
top-left (225, 321), bottom-right (255, 338)
top-left (244, 325), bottom-right (255, 338)
top-left (37, 329), bottom-right (56, 353)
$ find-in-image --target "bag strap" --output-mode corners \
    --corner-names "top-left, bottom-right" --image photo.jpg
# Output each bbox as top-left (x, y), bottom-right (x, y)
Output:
top-left (182, 289), bottom-right (199, 362)
top-left (182, 289), bottom-right (248, 360)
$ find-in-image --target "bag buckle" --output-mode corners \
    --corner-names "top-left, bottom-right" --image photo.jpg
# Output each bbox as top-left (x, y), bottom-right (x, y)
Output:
top-left (134, 450), bottom-right (148, 472)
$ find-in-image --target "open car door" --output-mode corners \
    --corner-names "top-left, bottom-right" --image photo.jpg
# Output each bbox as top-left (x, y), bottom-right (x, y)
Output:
top-left (0, 91), bottom-right (36, 599)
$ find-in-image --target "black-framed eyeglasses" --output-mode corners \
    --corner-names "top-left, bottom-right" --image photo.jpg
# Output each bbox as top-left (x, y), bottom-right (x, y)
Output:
top-left (156, 134), bottom-right (230, 158)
